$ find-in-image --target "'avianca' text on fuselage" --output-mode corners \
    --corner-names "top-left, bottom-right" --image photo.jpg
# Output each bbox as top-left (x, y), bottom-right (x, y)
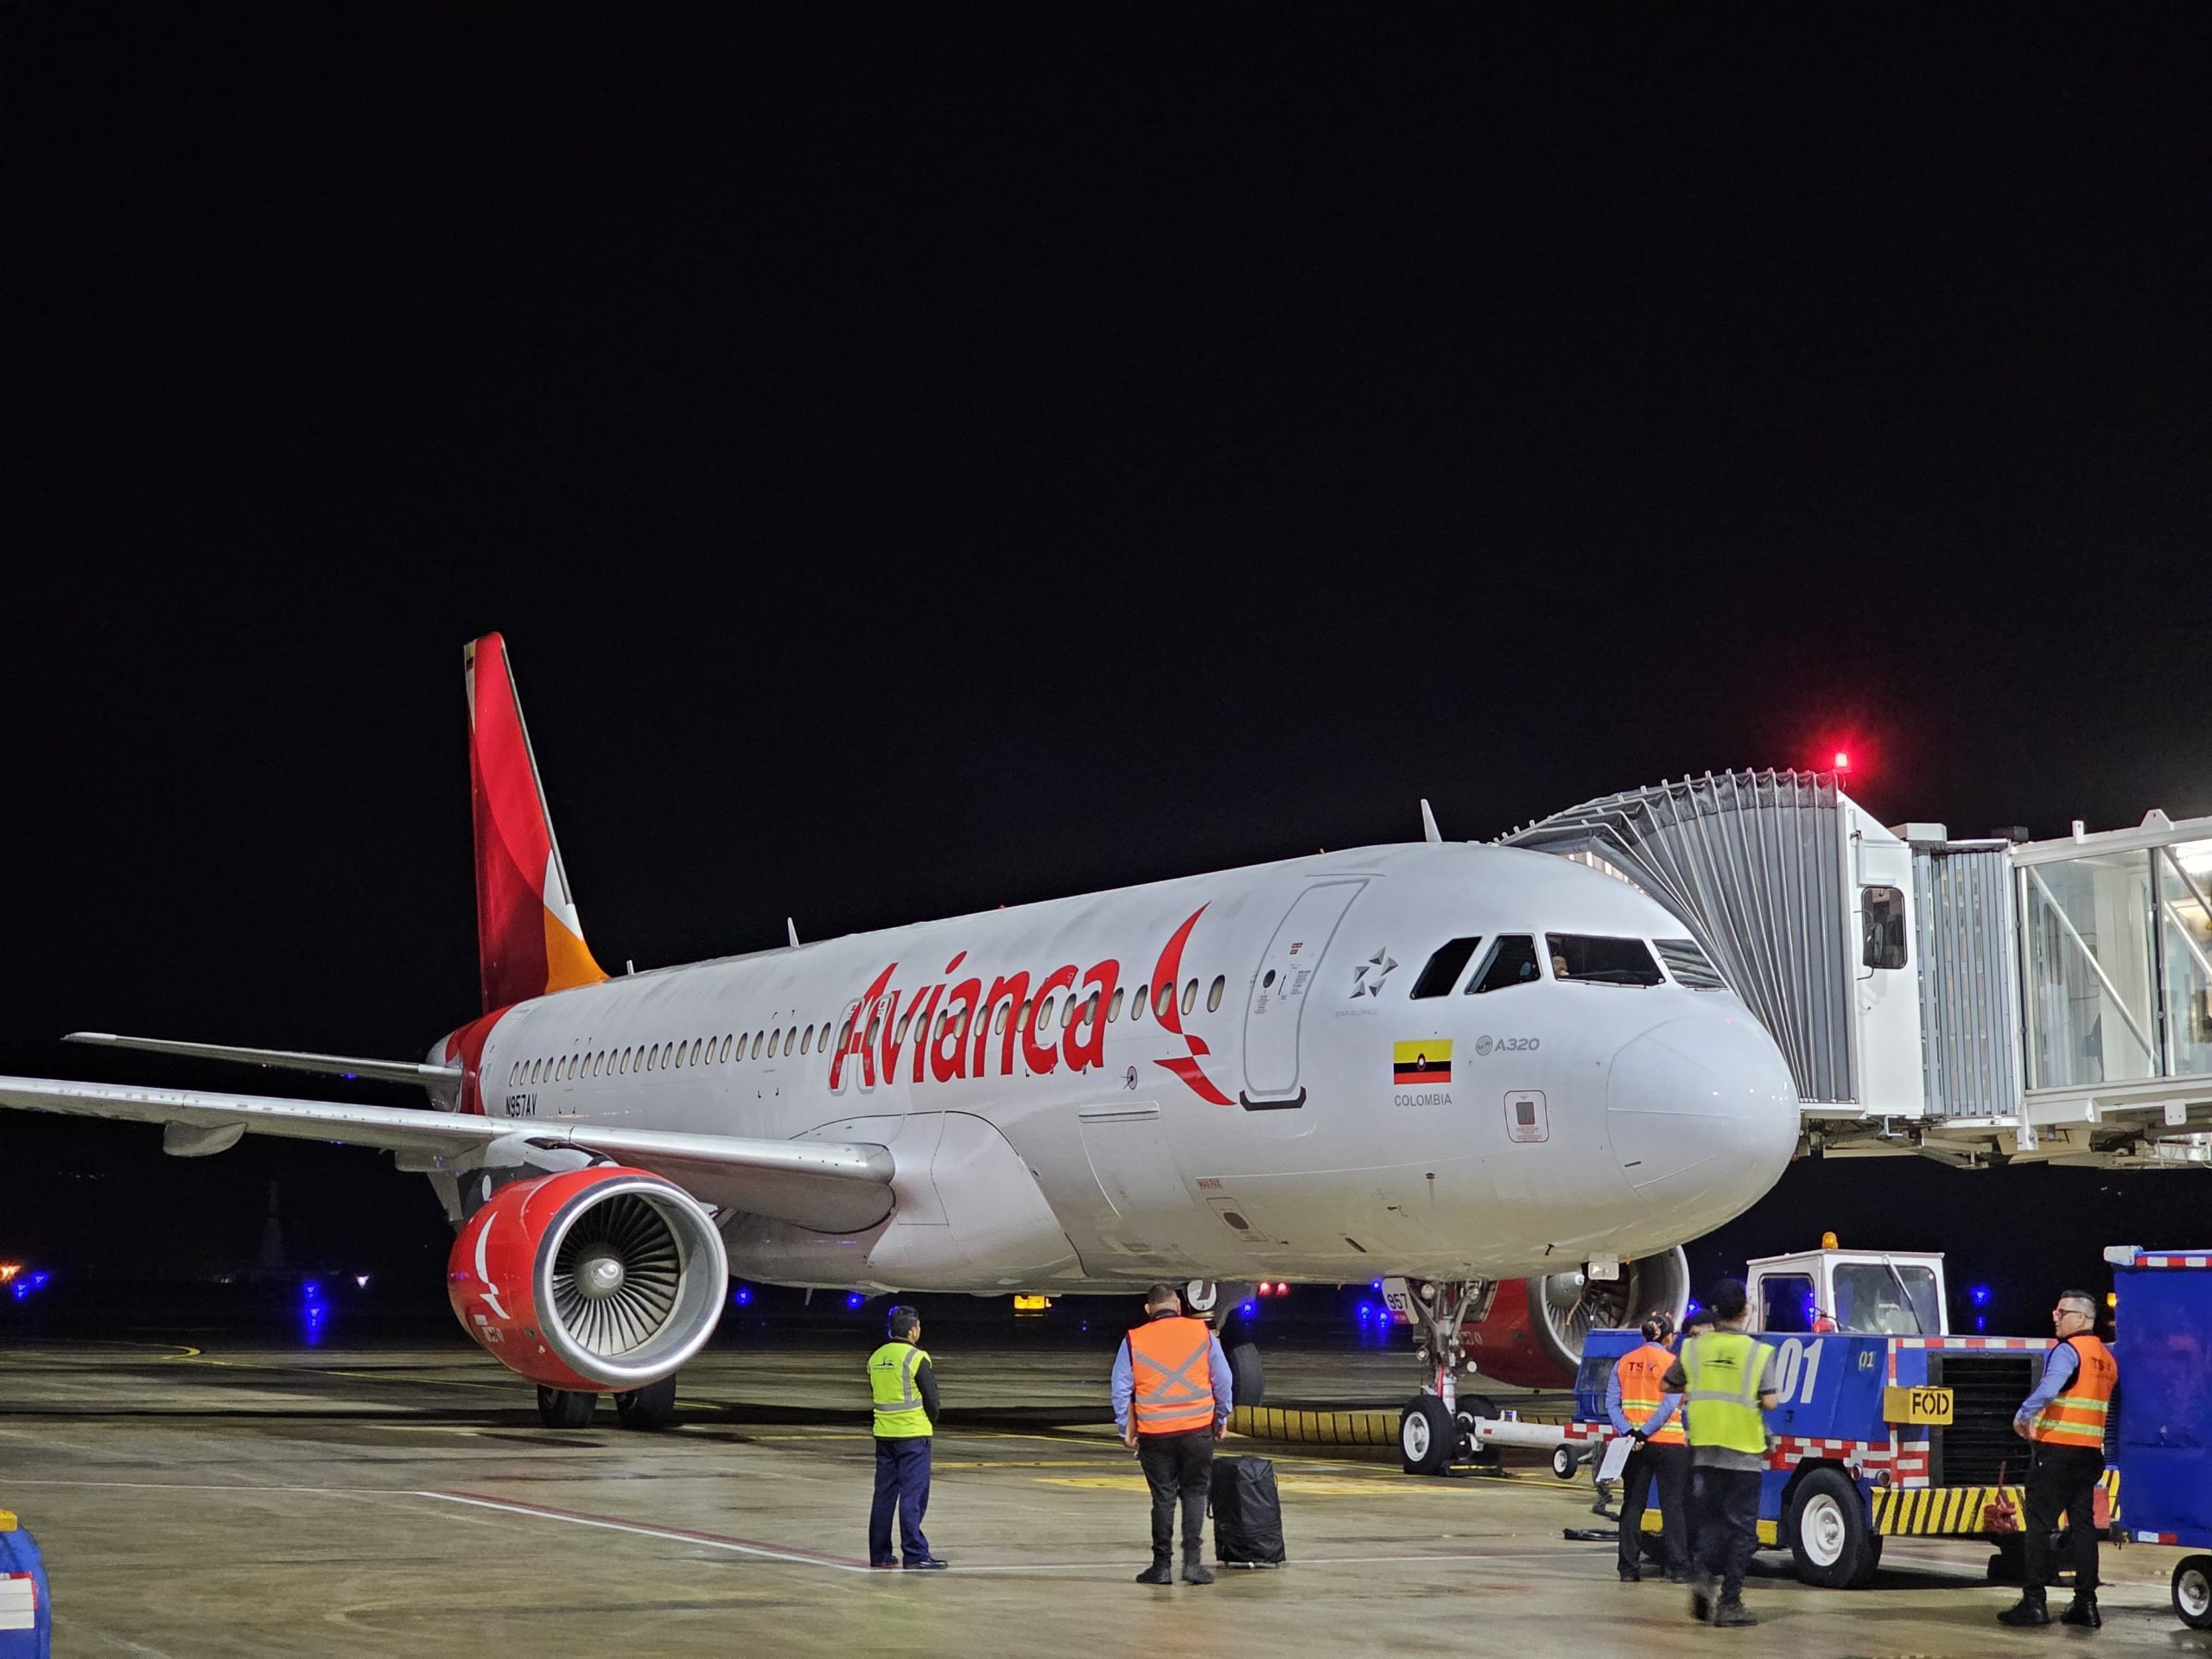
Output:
top-left (828, 905), bottom-right (1231, 1105)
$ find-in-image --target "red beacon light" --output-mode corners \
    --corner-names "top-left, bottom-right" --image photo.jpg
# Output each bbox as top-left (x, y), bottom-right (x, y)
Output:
top-left (1832, 750), bottom-right (1852, 773)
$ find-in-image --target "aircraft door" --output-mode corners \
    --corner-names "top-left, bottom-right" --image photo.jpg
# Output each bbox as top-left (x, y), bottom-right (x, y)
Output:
top-left (1241, 880), bottom-right (1366, 1108)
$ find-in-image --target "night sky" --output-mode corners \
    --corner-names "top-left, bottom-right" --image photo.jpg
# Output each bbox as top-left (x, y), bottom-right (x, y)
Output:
top-left (5, 12), bottom-right (2207, 1316)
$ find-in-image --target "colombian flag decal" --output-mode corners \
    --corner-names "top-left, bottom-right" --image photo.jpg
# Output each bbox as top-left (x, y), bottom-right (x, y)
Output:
top-left (1393, 1039), bottom-right (1452, 1085)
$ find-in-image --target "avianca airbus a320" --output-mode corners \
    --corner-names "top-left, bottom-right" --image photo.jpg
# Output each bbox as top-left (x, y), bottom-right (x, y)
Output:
top-left (0, 636), bottom-right (1797, 1469)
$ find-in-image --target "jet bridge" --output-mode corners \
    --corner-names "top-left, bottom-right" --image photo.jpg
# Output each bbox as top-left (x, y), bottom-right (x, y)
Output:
top-left (1501, 771), bottom-right (2212, 1168)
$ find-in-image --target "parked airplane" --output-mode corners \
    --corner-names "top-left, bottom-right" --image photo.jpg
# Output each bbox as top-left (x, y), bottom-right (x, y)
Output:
top-left (0, 635), bottom-right (1797, 1468)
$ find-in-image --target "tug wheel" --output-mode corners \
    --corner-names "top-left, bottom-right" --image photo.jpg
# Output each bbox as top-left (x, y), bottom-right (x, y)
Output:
top-left (1785, 1467), bottom-right (1878, 1588)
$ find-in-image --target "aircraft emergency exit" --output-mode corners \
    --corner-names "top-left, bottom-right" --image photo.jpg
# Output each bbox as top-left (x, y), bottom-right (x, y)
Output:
top-left (0, 635), bottom-right (1798, 1454)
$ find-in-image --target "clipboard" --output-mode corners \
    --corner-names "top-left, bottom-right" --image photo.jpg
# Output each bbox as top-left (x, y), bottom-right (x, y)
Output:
top-left (1596, 1433), bottom-right (1634, 1484)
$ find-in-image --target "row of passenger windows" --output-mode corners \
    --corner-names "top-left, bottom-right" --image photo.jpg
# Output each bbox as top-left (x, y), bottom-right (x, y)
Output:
top-left (1408, 933), bottom-right (1718, 1000)
top-left (507, 1020), bottom-right (839, 1087)
top-left (843, 975), bottom-right (1228, 1054)
top-left (504, 972), bottom-right (1233, 1088)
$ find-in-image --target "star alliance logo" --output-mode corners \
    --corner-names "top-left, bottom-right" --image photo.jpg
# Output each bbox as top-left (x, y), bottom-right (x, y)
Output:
top-left (1351, 948), bottom-right (1397, 998)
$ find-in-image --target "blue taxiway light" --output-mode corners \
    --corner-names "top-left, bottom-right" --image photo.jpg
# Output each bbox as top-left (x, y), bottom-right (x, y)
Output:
top-left (1969, 1285), bottom-right (1992, 1307)
top-left (733, 1287), bottom-right (753, 1306)
top-left (845, 1293), bottom-right (865, 1310)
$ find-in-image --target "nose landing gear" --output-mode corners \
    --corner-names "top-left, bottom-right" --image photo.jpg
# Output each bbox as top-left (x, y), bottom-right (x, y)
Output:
top-left (1390, 1278), bottom-right (1498, 1475)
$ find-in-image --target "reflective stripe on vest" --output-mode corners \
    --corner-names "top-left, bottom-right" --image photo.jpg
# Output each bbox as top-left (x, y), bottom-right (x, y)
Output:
top-left (2031, 1334), bottom-right (2116, 1449)
top-left (1128, 1316), bottom-right (1216, 1435)
top-left (1681, 1332), bottom-right (1771, 1457)
top-left (1615, 1342), bottom-right (1687, 1446)
top-left (868, 1341), bottom-right (932, 1438)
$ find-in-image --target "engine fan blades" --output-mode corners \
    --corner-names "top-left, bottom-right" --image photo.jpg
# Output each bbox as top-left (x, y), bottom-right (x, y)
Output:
top-left (550, 1193), bottom-right (684, 1358)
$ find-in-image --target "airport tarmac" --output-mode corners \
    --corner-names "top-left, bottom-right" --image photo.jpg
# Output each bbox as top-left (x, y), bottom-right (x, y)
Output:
top-left (1, 1331), bottom-right (2201, 1658)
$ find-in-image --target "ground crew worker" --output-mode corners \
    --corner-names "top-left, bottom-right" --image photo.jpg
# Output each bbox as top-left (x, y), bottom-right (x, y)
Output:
top-left (1663, 1278), bottom-right (1777, 1629)
top-left (1111, 1283), bottom-right (1233, 1586)
top-left (1608, 1310), bottom-right (1688, 1584)
top-left (867, 1305), bottom-right (947, 1570)
top-left (1998, 1288), bottom-right (2117, 1630)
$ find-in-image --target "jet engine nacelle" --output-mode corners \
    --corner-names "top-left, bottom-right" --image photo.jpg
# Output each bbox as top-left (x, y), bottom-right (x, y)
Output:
top-left (1462, 1247), bottom-right (1691, 1389)
top-left (446, 1166), bottom-right (728, 1391)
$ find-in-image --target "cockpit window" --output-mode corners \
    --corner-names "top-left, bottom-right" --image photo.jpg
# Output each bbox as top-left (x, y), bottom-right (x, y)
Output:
top-left (1654, 938), bottom-right (1726, 990)
top-left (1409, 937), bottom-right (1483, 999)
top-left (1466, 935), bottom-right (1540, 993)
top-left (1547, 934), bottom-right (1665, 987)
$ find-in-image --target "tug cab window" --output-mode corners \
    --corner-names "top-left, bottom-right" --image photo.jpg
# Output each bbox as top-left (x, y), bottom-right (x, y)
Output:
top-left (1862, 886), bottom-right (1909, 969)
top-left (1546, 934), bottom-right (1665, 987)
top-left (1467, 935), bottom-right (1540, 993)
top-left (1410, 937), bottom-right (1483, 999)
top-left (1759, 1273), bottom-right (1817, 1334)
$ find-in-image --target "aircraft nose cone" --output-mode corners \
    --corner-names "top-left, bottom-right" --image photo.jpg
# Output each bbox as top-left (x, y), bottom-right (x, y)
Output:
top-left (1608, 1014), bottom-right (1797, 1232)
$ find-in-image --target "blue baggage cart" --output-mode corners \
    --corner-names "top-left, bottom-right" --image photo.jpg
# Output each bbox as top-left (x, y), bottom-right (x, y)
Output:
top-left (2108, 1247), bottom-right (2212, 1630)
top-left (0, 1508), bottom-right (50, 1659)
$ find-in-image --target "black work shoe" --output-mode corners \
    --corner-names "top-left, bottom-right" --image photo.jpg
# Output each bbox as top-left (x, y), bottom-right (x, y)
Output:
top-left (1134, 1561), bottom-right (1173, 1586)
top-left (901, 1555), bottom-right (949, 1571)
top-left (1997, 1595), bottom-right (2051, 1626)
top-left (1181, 1560), bottom-right (1216, 1585)
top-left (1618, 1569), bottom-right (1642, 1583)
top-left (2060, 1594), bottom-right (2101, 1629)
top-left (1689, 1573), bottom-right (1714, 1624)
top-left (1665, 1568), bottom-right (1695, 1585)
top-left (1713, 1599), bottom-right (1758, 1629)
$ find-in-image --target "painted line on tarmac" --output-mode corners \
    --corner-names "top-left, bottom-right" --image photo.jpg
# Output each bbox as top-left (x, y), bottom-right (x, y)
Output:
top-left (421, 1490), bottom-right (880, 1573)
top-left (6, 1477), bottom-right (441, 1497)
top-left (51, 1612), bottom-right (184, 1658)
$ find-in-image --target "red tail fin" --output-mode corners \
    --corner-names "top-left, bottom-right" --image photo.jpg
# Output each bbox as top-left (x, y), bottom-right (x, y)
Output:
top-left (466, 633), bottom-right (607, 1013)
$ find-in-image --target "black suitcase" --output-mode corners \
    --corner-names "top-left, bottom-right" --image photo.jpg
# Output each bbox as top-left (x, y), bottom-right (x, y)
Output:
top-left (1210, 1454), bottom-right (1287, 1566)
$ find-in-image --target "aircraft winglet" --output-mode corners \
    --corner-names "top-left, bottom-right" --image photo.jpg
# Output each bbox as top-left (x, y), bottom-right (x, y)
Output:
top-left (1421, 798), bottom-right (1443, 843)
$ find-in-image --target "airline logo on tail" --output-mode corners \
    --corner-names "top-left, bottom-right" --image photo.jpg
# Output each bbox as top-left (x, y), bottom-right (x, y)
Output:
top-left (467, 634), bottom-right (607, 1014)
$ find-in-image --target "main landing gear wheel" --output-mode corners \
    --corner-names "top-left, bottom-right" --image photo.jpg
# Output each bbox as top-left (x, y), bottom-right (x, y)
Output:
top-left (1401, 1395), bottom-right (1457, 1476)
top-left (614, 1374), bottom-right (680, 1430)
top-left (2175, 1554), bottom-right (2212, 1630)
top-left (536, 1386), bottom-right (597, 1429)
top-left (1785, 1467), bottom-right (1879, 1587)
top-left (1226, 1343), bottom-right (1265, 1408)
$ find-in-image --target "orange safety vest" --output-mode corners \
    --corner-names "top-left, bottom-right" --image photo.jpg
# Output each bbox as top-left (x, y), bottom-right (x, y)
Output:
top-left (1128, 1315), bottom-right (1217, 1436)
top-left (2031, 1333), bottom-right (2116, 1449)
top-left (1614, 1342), bottom-right (1687, 1446)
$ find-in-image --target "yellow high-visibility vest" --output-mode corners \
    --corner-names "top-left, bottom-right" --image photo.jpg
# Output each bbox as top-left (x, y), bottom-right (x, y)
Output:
top-left (868, 1340), bottom-right (932, 1439)
top-left (1681, 1332), bottom-right (1771, 1456)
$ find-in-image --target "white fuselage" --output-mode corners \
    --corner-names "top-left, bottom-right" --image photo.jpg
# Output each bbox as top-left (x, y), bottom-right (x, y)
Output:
top-left (450, 842), bottom-right (1800, 1293)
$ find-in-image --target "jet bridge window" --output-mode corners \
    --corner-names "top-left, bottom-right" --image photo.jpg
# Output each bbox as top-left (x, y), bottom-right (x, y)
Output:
top-left (1466, 935), bottom-right (1540, 993)
top-left (1546, 935), bottom-right (1665, 987)
top-left (1862, 886), bottom-right (1909, 969)
top-left (1410, 937), bottom-right (1483, 999)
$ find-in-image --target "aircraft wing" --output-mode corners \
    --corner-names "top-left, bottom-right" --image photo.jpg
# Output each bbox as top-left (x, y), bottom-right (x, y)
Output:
top-left (0, 1076), bottom-right (895, 1234)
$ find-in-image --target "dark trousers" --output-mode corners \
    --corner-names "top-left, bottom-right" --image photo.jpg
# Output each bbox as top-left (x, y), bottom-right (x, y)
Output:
top-left (1137, 1427), bottom-right (1215, 1561)
top-left (1618, 1441), bottom-right (1691, 1578)
top-left (869, 1434), bottom-right (931, 1564)
top-left (1691, 1465), bottom-right (1762, 1602)
top-left (2022, 1443), bottom-right (2104, 1598)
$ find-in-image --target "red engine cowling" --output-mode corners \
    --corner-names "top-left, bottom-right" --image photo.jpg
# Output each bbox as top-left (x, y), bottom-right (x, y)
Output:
top-left (447, 1166), bottom-right (729, 1390)
top-left (1463, 1247), bottom-right (1692, 1389)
